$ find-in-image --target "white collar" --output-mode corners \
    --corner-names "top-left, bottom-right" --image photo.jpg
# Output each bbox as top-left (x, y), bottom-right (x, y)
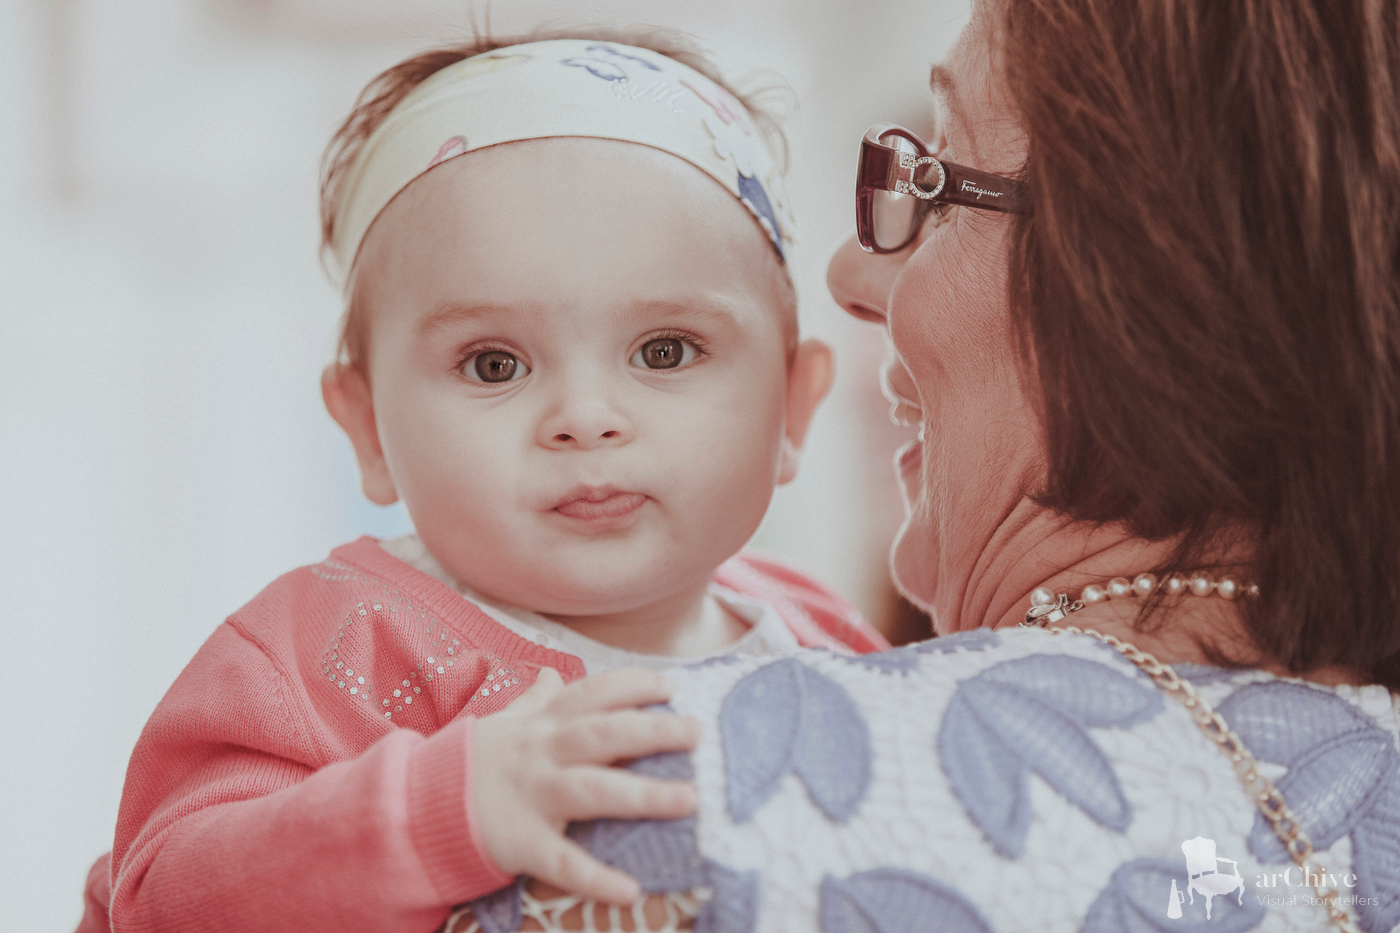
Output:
top-left (378, 533), bottom-right (799, 674)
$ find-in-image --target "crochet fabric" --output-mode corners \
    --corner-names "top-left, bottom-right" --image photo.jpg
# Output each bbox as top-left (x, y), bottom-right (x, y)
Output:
top-left (451, 627), bottom-right (1400, 933)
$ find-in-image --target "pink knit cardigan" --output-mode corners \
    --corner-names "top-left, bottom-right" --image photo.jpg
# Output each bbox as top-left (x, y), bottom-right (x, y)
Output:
top-left (80, 538), bottom-right (887, 933)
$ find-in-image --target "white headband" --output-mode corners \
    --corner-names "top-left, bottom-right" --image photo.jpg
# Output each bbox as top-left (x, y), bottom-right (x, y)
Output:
top-left (330, 39), bottom-right (793, 287)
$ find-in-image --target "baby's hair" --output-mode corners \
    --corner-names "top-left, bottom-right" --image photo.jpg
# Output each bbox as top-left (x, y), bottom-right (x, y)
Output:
top-left (320, 24), bottom-right (794, 374)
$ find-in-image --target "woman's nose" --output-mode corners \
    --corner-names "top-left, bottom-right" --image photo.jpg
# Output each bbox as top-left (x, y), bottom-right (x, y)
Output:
top-left (536, 375), bottom-right (635, 451)
top-left (827, 232), bottom-right (909, 325)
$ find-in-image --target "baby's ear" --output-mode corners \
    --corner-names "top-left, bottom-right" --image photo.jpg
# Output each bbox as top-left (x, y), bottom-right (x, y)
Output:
top-left (778, 339), bottom-right (836, 485)
top-left (321, 363), bottom-right (399, 505)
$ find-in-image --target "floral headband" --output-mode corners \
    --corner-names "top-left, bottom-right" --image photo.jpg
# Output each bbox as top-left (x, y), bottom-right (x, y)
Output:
top-left (330, 39), bottom-right (793, 287)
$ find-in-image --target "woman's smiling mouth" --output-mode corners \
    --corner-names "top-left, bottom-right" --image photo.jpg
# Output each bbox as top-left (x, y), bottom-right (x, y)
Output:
top-left (881, 358), bottom-right (923, 427)
top-left (896, 437), bottom-right (922, 473)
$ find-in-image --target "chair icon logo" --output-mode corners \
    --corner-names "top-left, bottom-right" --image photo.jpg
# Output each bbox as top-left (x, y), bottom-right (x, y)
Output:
top-left (1167, 836), bottom-right (1247, 920)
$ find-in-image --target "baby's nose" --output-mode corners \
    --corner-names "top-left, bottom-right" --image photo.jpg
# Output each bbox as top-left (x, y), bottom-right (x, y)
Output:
top-left (537, 386), bottom-right (635, 451)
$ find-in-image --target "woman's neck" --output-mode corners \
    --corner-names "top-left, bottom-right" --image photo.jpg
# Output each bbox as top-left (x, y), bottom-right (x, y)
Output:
top-left (954, 502), bottom-right (1368, 685)
top-left (930, 497), bottom-right (1169, 636)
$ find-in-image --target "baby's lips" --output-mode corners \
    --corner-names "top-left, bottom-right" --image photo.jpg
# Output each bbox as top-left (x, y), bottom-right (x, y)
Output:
top-left (553, 491), bottom-right (646, 521)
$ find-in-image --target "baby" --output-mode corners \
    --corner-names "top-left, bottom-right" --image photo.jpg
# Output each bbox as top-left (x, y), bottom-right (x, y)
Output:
top-left (82, 27), bottom-right (887, 933)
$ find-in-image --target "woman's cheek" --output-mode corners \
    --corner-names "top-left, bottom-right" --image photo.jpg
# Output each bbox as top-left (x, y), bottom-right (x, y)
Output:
top-left (900, 222), bottom-right (1026, 401)
top-left (888, 238), bottom-right (957, 360)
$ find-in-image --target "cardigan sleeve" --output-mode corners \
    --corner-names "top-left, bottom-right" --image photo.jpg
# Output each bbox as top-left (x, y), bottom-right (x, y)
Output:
top-left (109, 622), bottom-right (513, 933)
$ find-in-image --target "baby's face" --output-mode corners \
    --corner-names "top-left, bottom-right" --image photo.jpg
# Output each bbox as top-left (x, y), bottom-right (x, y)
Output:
top-left (346, 138), bottom-right (810, 617)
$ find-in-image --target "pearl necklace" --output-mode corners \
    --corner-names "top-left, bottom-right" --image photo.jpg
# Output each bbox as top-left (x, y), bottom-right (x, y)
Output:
top-left (1020, 576), bottom-right (1360, 933)
top-left (1024, 571), bottom-right (1258, 626)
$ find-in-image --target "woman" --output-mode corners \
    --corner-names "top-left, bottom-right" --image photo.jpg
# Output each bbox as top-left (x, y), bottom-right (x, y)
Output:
top-left (450, 0), bottom-right (1400, 931)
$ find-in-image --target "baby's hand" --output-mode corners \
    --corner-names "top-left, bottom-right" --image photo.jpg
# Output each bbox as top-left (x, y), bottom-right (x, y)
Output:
top-left (472, 667), bottom-right (701, 904)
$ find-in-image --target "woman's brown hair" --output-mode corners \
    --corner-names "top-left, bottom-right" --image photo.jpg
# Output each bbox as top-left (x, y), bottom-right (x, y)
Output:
top-left (319, 24), bottom-right (789, 373)
top-left (1002, 0), bottom-right (1400, 685)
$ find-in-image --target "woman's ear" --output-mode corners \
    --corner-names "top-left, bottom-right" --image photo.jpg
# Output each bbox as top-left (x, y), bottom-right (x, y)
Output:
top-left (321, 364), bottom-right (399, 505)
top-left (778, 339), bottom-right (836, 485)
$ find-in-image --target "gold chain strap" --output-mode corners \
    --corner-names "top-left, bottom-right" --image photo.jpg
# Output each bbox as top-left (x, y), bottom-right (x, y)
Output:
top-left (1032, 621), bottom-right (1362, 933)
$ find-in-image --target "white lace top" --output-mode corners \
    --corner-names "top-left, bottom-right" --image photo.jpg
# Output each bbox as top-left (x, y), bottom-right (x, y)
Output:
top-left (446, 626), bottom-right (1400, 933)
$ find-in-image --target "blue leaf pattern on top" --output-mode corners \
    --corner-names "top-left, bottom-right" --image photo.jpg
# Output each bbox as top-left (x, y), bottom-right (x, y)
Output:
top-left (1352, 776), bottom-right (1400, 933)
top-left (938, 690), bottom-right (1032, 852)
top-left (721, 658), bottom-right (872, 823)
top-left (565, 742), bottom-right (711, 892)
top-left (978, 653), bottom-right (1162, 730)
top-left (469, 878), bottom-right (524, 933)
top-left (693, 860), bottom-right (760, 933)
top-left (721, 659), bottom-right (803, 822)
top-left (939, 655), bottom-right (1162, 857)
top-left (626, 744), bottom-right (693, 780)
top-left (1245, 730), bottom-right (1396, 861)
top-left (956, 680), bottom-right (1132, 842)
top-left (473, 712), bottom-right (710, 921)
top-left (1081, 858), bottom-right (1264, 933)
top-left (793, 665), bottom-right (872, 821)
top-left (1220, 681), bottom-right (1378, 767)
top-left (820, 868), bottom-right (997, 933)
top-left (566, 810), bottom-right (709, 893)
top-left (1219, 681), bottom-right (1400, 933)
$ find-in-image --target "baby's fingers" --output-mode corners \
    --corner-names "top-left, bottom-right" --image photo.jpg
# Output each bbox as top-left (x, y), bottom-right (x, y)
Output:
top-left (503, 667), bottom-right (565, 715)
top-left (548, 666), bottom-right (674, 716)
top-left (553, 710), bottom-right (701, 765)
top-left (553, 766), bottom-right (697, 822)
top-left (529, 836), bottom-right (642, 905)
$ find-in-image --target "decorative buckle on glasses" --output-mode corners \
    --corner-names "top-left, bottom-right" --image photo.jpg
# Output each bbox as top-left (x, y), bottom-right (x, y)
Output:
top-left (895, 151), bottom-right (948, 200)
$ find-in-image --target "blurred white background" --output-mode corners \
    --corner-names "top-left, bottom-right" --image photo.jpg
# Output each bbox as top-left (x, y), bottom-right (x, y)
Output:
top-left (0, 0), bottom-right (967, 928)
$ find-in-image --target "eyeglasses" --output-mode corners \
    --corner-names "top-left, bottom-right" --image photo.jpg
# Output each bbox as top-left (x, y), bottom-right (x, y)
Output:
top-left (856, 123), bottom-right (1024, 253)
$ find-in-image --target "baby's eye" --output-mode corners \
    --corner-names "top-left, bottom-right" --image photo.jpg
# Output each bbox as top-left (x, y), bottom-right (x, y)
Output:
top-left (463, 350), bottom-right (530, 384)
top-left (631, 337), bottom-right (699, 370)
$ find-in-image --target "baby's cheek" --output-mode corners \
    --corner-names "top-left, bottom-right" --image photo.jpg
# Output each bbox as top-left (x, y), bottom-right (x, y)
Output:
top-left (680, 402), bottom-right (783, 532)
top-left (686, 387), bottom-right (781, 469)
